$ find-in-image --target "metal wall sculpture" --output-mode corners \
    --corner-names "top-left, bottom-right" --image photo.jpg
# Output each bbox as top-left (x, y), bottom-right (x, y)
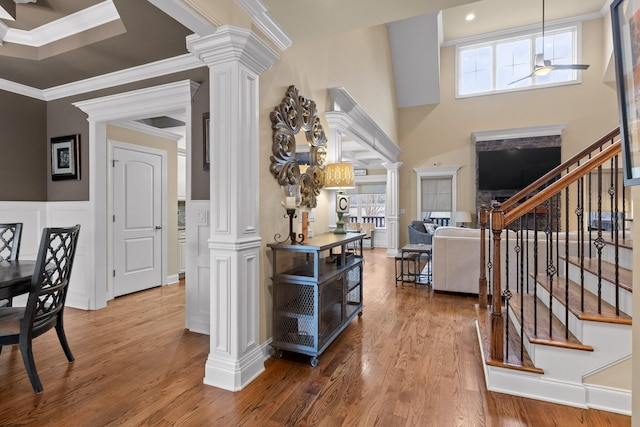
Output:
top-left (269, 85), bottom-right (327, 208)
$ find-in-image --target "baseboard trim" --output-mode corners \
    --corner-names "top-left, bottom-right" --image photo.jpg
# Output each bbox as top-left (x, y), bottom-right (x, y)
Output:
top-left (203, 342), bottom-right (267, 392)
top-left (584, 384), bottom-right (632, 416)
top-left (474, 320), bottom-right (632, 415)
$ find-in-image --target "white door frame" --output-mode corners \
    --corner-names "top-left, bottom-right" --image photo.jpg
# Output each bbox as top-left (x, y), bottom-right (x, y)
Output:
top-left (107, 140), bottom-right (168, 301)
top-left (73, 79), bottom-right (199, 310)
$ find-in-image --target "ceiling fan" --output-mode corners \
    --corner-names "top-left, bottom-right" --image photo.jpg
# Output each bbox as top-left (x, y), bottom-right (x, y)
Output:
top-left (509, 0), bottom-right (589, 85)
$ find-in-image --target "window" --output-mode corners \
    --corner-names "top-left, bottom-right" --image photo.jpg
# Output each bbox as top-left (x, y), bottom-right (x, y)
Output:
top-left (347, 183), bottom-right (386, 228)
top-left (457, 24), bottom-right (581, 97)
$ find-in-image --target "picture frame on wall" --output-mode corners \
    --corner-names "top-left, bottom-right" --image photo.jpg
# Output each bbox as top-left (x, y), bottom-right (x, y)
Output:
top-left (203, 112), bottom-right (210, 171)
top-left (51, 134), bottom-right (80, 181)
top-left (612, 0), bottom-right (640, 185)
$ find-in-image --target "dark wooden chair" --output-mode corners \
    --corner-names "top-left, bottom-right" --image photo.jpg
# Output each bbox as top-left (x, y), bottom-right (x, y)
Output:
top-left (0, 225), bottom-right (80, 393)
top-left (0, 223), bottom-right (23, 307)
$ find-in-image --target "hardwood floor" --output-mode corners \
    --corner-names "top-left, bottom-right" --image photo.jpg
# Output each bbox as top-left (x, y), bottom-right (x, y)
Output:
top-left (0, 249), bottom-right (631, 426)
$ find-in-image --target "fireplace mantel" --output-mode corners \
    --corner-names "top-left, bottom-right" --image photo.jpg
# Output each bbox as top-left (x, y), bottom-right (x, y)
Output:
top-left (471, 124), bottom-right (567, 143)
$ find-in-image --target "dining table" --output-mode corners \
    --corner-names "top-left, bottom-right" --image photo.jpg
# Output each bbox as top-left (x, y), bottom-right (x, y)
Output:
top-left (0, 260), bottom-right (36, 300)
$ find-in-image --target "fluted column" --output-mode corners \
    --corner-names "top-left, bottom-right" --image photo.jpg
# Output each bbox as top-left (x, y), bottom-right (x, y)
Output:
top-left (187, 27), bottom-right (278, 392)
top-left (382, 162), bottom-right (403, 256)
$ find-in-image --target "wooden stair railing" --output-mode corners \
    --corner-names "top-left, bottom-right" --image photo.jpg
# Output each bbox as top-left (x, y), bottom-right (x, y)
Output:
top-left (478, 127), bottom-right (626, 365)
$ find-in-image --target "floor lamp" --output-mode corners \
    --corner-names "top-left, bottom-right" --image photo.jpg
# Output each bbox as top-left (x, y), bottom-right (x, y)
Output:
top-left (324, 163), bottom-right (355, 234)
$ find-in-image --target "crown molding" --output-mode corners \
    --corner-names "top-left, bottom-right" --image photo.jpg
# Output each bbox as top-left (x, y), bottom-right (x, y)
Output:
top-left (148, 0), bottom-right (216, 37)
top-left (3, 0), bottom-right (120, 47)
top-left (236, 0), bottom-right (292, 51)
top-left (44, 53), bottom-right (204, 101)
top-left (0, 53), bottom-right (204, 101)
top-left (471, 124), bottom-right (568, 142)
top-left (73, 79), bottom-right (200, 123)
top-left (328, 86), bottom-right (402, 162)
top-left (186, 26), bottom-right (279, 74)
top-left (0, 77), bottom-right (45, 100)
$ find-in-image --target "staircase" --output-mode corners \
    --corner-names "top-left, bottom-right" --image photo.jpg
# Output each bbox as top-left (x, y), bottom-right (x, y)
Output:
top-left (475, 128), bottom-right (632, 415)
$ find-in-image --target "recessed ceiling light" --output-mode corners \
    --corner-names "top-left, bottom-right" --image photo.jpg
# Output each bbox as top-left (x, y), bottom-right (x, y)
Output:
top-left (466, 13), bottom-right (475, 21)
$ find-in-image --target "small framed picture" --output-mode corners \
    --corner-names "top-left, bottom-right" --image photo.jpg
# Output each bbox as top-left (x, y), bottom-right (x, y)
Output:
top-left (51, 134), bottom-right (80, 181)
top-left (612, 0), bottom-right (640, 185)
top-left (203, 112), bottom-right (210, 171)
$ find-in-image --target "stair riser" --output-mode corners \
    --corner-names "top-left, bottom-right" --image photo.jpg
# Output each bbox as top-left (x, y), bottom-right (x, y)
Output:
top-left (533, 284), bottom-right (584, 341)
top-left (505, 307), bottom-right (537, 364)
top-left (566, 264), bottom-right (632, 316)
top-left (505, 305), bottom-right (631, 382)
top-left (563, 241), bottom-right (632, 270)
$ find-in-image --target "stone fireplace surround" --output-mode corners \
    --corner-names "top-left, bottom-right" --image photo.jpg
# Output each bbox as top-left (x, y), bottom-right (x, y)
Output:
top-left (471, 124), bottom-right (566, 210)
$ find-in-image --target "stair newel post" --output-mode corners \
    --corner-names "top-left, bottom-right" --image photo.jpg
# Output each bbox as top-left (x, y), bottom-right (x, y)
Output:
top-left (490, 203), bottom-right (505, 362)
top-left (479, 204), bottom-right (489, 308)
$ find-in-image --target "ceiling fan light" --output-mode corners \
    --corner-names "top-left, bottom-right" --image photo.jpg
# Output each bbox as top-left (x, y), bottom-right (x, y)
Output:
top-left (534, 66), bottom-right (552, 76)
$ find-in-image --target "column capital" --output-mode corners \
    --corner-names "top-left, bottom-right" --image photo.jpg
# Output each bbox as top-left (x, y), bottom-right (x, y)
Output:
top-left (324, 111), bottom-right (354, 134)
top-left (382, 161), bottom-right (403, 171)
top-left (187, 26), bottom-right (279, 74)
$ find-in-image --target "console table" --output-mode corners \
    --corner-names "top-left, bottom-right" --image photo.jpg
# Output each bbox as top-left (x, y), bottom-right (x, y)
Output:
top-left (267, 232), bottom-right (364, 367)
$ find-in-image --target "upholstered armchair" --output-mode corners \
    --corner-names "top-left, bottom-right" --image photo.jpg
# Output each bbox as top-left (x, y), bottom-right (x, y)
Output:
top-left (408, 221), bottom-right (435, 245)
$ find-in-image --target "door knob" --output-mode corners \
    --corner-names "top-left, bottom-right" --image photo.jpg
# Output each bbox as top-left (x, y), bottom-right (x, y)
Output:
top-left (155, 225), bottom-right (162, 230)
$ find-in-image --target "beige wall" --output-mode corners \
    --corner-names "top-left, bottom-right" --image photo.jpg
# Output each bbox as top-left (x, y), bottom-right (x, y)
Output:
top-left (398, 18), bottom-right (619, 246)
top-left (106, 125), bottom-right (179, 278)
top-left (257, 24), bottom-right (399, 342)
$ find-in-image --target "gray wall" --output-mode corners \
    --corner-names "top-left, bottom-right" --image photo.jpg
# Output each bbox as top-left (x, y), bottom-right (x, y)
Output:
top-left (0, 91), bottom-right (47, 201)
top-left (191, 77), bottom-right (209, 200)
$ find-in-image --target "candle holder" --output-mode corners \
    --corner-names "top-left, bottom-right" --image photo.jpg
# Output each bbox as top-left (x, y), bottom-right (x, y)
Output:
top-left (274, 184), bottom-right (304, 244)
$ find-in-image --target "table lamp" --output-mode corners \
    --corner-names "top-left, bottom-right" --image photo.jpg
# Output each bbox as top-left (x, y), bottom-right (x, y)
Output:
top-left (324, 163), bottom-right (355, 234)
top-left (455, 211), bottom-right (473, 227)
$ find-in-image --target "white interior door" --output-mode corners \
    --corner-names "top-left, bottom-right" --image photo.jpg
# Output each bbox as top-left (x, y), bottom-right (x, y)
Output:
top-left (112, 144), bottom-right (163, 297)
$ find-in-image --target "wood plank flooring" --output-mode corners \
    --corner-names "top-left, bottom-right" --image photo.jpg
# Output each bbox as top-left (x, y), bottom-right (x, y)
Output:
top-left (0, 249), bottom-right (631, 426)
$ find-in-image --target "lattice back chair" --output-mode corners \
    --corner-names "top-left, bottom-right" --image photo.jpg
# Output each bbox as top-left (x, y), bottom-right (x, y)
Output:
top-left (0, 223), bottom-right (23, 307)
top-left (0, 225), bottom-right (80, 393)
top-left (0, 223), bottom-right (22, 262)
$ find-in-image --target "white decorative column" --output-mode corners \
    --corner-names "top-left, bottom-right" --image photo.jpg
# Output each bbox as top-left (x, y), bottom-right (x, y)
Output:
top-left (187, 27), bottom-right (278, 392)
top-left (382, 162), bottom-right (402, 256)
top-left (325, 111), bottom-right (354, 230)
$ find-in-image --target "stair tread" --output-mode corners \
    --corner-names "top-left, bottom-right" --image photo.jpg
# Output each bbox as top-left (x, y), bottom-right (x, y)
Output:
top-left (565, 256), bottom-right (632, 293)
top-left (475, 304), bottom-right (544, 374)
top-left (508, 294), bottom-right (594, 351)
top-left (535, 274), bottom-right (632, 325)
top-left (603, 234), bottom-right (632, 249)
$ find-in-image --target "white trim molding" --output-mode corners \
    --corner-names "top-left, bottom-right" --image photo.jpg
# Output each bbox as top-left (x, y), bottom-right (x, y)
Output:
top-left (187, 26), bottom-right (278, 392)
top-left (2, 0), bottom-right (120, 47)
top-left (471, 124), bottom-right (567, 143)
top-left (72, 79), bottom-right (198, 311)
top-left (236, 0), bottom-right (292, 51)
top-left (328, 87), bottom-right (402, 162)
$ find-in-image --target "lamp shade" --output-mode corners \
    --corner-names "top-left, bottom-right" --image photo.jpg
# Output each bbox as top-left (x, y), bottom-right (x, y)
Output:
top-left (324, 163), bottom-right (355, 189)
top-left (454, 211), bottom-right (473, 224)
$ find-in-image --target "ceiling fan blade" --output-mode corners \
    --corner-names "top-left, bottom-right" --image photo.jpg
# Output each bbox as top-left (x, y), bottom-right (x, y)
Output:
top-left (551, 64), bottom-right (590, 70)
top-left (508, 73), bottom-right (534, 85)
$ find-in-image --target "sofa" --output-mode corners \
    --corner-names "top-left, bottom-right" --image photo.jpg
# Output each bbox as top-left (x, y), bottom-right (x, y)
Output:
top-left (432, 226), bottom-right (523, 295)
top-left (431, 224), bottom-right (622, 295)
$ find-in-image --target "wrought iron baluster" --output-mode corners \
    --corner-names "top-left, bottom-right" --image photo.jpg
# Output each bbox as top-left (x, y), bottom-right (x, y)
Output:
top-left (533, 206), bottom-right (539, 337)
top-left (577, 175), bottom-right (585, 312)
top-left (564, 177), bottom-right (570, 339)
top-left (546, 198), bottom-right (555, 340)
top-left (614, 155), bottom-right (620, 316)
top-left (595, 165), bottom-right (604, 314)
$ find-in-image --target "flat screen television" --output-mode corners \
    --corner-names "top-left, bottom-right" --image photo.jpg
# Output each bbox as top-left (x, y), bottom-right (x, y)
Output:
top-left (478, 147), bottom-right (561, 191)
